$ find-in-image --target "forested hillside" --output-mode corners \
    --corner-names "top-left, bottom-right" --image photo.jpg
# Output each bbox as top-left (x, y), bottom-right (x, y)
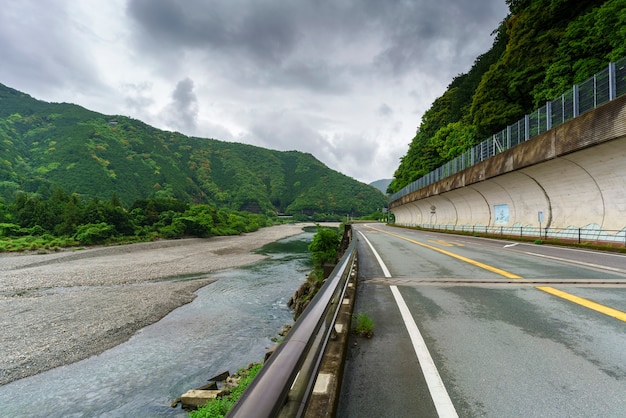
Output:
top-left (388, 0), bottom-right (626, 194)
top-left (0, 83), bottom-right (386, 217)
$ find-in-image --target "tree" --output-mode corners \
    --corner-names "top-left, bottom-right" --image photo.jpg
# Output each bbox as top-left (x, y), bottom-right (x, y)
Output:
top-left (308, 226), bottom-right (341, 267)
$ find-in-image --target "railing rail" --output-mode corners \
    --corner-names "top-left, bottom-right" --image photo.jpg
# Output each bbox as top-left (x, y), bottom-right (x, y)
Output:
top-left (227, 236), bottom-right (357, 417)
top-left (390, 55), bottom-right (626, 203)
top-left (396, 223), bottom-right (626, 247)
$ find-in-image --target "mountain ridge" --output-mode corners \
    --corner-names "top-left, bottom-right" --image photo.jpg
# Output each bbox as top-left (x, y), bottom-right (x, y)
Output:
top-left (0, 82), bottom-right (386, 216)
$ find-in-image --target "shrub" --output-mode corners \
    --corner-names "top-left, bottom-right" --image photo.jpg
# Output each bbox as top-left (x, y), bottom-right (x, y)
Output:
top-left (73, 222), bottom-right (115, 245)
top-left (308, 226), bottom-right (340, 267)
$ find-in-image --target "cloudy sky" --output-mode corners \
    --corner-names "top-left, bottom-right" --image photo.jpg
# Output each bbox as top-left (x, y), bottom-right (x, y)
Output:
top-left (0, 0), bottom-right (508, 184)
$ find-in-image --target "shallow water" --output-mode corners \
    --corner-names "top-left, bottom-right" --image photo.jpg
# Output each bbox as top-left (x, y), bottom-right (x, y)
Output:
top-left (0, 231), bottom-right (313, 418)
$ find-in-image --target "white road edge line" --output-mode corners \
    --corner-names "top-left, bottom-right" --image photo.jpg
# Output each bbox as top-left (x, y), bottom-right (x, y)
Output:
top-left (358, 231), bottom-right (459, 418)
top-left (358, 231), bottom-right (391, 278)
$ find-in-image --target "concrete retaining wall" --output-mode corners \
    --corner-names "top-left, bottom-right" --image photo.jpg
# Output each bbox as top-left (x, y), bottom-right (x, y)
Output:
top-left (390, 93), bottom-right (626, 233)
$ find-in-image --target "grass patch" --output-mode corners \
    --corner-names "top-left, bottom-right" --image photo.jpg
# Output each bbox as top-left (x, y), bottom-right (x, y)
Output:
top-left (353, 311), bottom-right (374, 338)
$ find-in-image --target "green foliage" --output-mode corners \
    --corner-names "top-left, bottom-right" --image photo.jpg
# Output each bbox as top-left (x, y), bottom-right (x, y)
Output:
top-left (307, 225), bottom-right (341, 267)
top-left (389, 0), bottom-right (626, 194)
top-left (0, 189), bottom-right (275, 252)
top-left (353, 312), bottom-right (374, 338)
top-left (189, 364), bottom-right (263, 418)
top-left (430, 122), bottom-right (479, 161)
top-left (74, 222), bottom-right (115, 245)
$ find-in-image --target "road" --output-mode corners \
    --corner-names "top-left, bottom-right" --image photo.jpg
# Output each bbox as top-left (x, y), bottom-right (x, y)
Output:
top-left (337, 223), bottom-right (626, 418)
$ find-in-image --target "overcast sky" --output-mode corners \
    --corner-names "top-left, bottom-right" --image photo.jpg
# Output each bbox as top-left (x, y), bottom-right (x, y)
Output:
top-left (0, 0), bottom-right (508, 184)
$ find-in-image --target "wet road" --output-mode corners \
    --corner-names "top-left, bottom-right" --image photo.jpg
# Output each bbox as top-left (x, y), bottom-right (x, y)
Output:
top-left (338, 223), bottom-right (626, 417)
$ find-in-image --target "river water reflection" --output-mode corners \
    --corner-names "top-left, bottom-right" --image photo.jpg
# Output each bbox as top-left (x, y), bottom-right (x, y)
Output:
top-left (0, 230), bottom-right (314, 418)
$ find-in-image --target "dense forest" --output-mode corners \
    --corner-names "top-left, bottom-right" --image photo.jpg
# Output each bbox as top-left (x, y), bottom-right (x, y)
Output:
top-left (388, 0), bottom-right (626, 194)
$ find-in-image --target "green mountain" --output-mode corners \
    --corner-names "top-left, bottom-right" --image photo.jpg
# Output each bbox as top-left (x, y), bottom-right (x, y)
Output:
top-left (369, 179), bottom-right (392, 195)
top-left (389, 0), bottom-right (626, 194)
top-left (0, 83), bottom-right (386, 216)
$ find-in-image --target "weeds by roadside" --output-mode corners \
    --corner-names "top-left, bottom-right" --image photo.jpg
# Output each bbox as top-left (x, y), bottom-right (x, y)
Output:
top-left (353, 312), bottom-right (374, 338)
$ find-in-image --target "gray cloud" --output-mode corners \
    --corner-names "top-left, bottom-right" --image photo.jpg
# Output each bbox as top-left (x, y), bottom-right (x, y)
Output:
top-left (379, 104), bottom-right (393, 117)
top-left (0, 0), bottom-right (509, 183)
top-left (161, 78), bottom-right (198, 133)
top-left (0, 1), bottom-right (103, 97)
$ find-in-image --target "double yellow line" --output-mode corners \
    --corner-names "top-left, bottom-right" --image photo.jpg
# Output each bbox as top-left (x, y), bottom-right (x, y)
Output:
top-left (366, 225), bottom-right (626, 322)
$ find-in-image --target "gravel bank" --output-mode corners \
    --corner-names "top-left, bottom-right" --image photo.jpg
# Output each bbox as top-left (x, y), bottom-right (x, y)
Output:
top-left (0, 224), bottom-right (310, 385)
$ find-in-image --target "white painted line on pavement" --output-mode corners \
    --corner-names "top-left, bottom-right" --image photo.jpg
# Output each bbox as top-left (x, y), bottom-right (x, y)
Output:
top-left (358, 231), bottom-right (392, 278)
top-left (358, 230), bottom-right (459, 417)
top-left (390, 286), bottom-right (459, 418)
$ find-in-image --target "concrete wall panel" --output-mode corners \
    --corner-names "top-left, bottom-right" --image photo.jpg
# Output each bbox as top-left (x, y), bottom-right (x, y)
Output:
top-left (521, 158), bottom-right (602, 229)
top-left (488, 172), bottom-right (549, 227)
top-left (440, 187), bottom-right (490, 226)
top-left (561, 136), bottom-right (626, 231)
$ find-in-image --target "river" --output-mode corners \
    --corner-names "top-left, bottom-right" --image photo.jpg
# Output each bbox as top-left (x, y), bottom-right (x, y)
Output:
top-left (0, 230), bottom-right (314, 417)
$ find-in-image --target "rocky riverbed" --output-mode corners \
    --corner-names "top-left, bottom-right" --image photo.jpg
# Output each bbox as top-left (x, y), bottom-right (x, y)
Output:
top-left (0, 224), bottom-right (310, 385)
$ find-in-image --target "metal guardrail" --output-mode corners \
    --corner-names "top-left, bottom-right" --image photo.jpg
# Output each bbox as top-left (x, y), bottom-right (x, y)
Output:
top-left (227, 237), bottom-right (357, 417)
top-left (390, 56), bottom-right (626, 203)
top-left (401, 223), bottom-right (626, 246)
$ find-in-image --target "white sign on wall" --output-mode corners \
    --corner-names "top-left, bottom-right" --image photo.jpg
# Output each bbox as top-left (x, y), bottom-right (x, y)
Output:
top-left (494, 204), bottom-right (510, 225)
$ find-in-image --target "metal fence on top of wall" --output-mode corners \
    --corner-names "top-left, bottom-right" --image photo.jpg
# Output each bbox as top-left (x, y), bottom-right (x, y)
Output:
top-left (390, 56), bottom-right (626, 203)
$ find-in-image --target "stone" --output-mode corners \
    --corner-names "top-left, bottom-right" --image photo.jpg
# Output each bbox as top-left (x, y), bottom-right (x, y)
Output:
top-left (180, 389), bottom-right (224, 409)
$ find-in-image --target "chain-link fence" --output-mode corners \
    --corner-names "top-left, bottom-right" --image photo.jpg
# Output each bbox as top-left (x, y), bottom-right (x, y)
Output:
top-left (390, 56), bottom-right (626, 202)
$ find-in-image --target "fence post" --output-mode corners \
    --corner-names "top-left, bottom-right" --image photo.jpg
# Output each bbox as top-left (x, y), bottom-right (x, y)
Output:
top-left (573, 85), bottom-right (579, 117)
top-left (609, 62), bottom-right (617, 101)
top-left (506, 125), bottom-right (512, 149)
top-left (578, 228), bottom-right (581, 244)
top-left (592, 74), bottom-right (597, 108)
top-left (546, 101), bottom-right (552, 131)
top-left (524, 115), bottom-right (530, 141)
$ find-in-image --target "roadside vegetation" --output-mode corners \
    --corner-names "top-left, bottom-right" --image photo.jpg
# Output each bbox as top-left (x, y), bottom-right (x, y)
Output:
top-left (352, 312), bottom-right (374, 338)
top-left (188, 364), bottom-right (262, 418)
top-left (288, 224), bottom-right (343, 319)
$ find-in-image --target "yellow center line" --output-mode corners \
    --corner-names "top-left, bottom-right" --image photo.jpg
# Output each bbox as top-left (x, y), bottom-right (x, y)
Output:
top-left (366, 225), bottom-right (522, 279)
top-left (365, 225), bottom-right (626, 323)
top-left (536, 286), bottom-right (626, 322)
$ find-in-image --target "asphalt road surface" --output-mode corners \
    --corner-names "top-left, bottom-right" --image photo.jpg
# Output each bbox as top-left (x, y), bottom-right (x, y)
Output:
top-left (337, 223), bottom-right (626, 418)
